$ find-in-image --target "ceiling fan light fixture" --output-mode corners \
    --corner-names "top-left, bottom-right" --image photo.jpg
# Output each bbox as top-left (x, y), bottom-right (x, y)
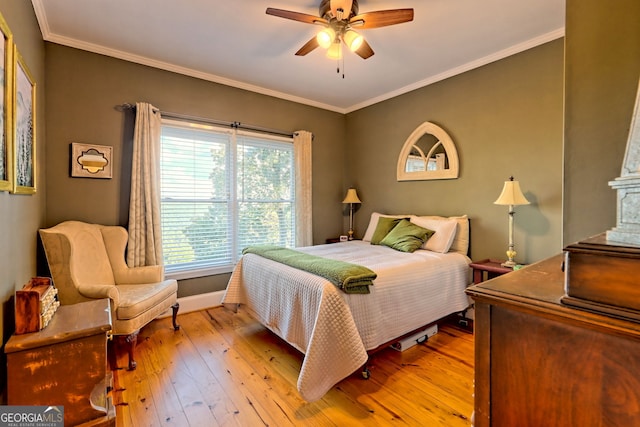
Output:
top-left (326, 41), bottom-right (342, 60)
top-left (316, 27), bottom-right (336, 49)
top-left (343, 29), bottom-right (363, 52)
top-left (266, 3), bottom-right (414, 62)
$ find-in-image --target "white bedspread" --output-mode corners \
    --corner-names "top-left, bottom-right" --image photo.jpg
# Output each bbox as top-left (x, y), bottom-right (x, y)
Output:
top-left (222, 240), bottom-right (471, 401)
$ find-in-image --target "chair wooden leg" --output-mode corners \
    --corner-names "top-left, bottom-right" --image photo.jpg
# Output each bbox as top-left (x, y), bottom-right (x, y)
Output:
top-left (124, 331), bottom-right (139, 371)
top-left (171, 302), bottom-right (180, 330)
top-left (117, 304), bottom-right (178, 371)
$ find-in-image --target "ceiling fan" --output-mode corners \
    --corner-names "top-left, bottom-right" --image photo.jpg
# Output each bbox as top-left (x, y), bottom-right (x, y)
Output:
top-left (266, 0), bottom-right (414, 60)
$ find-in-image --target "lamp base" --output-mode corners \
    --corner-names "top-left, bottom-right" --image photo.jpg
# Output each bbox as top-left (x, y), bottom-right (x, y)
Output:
top-left (501, 260), bottom-right (517, 268)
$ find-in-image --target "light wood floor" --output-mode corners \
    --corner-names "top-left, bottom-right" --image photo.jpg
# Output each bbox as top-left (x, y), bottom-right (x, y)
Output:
top-left (110, 307), bottom-right (474, 427)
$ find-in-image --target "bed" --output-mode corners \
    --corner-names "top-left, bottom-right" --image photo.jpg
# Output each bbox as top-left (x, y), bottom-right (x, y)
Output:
top-left (222, 213), bottom-right (472, 401)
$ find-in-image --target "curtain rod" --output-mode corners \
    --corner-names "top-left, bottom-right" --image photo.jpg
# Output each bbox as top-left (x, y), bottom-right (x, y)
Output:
top-left (117, 103), bottom-right (295, 138)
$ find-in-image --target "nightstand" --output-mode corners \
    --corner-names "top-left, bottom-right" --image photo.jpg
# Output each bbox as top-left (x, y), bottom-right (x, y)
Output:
top-left (469, 258), bottom-right (513, 284)
top-left (326, 237), bottom-right (349, 244)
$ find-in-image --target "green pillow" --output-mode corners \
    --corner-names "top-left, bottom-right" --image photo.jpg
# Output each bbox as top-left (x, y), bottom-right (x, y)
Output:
top-left (380, 219), bottom-right (435, 253)
top-left (371, 217), bottom-right (407, 245)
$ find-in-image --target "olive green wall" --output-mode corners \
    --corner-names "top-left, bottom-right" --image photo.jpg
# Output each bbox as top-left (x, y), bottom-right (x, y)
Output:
top-left (346, 39), bottom-right (565, 264)
top-left (44, 43), bottom-right (346, 297)
top-left (563, 0), bottom-right (640, 245)
top-left (0, 0), bottom-right (46, 396)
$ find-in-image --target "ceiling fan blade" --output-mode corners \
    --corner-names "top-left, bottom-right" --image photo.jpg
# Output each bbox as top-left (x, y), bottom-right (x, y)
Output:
top-left (266, 8), bottom-right (327, 25)
top-left (295, 37), bottom-right (320, 56)
top-left (354, 38), bottom-right (374, 59)
top-left (350, 9), bottom-right (414, 29)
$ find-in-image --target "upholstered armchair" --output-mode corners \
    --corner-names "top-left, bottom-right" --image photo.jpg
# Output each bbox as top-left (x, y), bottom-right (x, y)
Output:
top-left (39, 220), bottom-right (179, 370)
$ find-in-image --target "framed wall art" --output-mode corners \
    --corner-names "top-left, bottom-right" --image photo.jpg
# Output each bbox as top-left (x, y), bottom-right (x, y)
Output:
top-left (12, 46), bottom-right (36, 195)
top-left (70, 142), bottom-right (113, 179)
top-left (0, 13), bottom-right (12, 192)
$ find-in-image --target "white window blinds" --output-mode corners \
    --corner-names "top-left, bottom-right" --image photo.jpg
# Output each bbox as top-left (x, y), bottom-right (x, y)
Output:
top-left (160, 120), bottom-right (295, 279)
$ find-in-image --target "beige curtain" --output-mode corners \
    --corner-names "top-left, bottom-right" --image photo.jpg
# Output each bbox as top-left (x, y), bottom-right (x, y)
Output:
top-left (127, 102), bottom-right (163, 267)
top-left (294, 130), bottom-right (313, 247)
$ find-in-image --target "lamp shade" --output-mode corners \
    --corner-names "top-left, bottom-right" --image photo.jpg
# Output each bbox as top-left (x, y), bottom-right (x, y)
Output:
top-left (326, 41), bottom-right (342, 60)
top-left (316, 27), bottom-right (336, 49)
top-left (342, 188), bottom-right (361, 204)
top-left (494, 178), bottom-right (530, 206)
top-left (343, 30), bottom-right (363, 52)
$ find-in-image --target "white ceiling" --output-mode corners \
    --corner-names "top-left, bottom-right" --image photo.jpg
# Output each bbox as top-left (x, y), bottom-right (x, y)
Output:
top-left (31, 0), bottom-right (565, 113)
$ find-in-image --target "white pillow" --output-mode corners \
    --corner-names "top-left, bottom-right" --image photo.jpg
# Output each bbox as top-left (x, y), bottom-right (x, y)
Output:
top-left (411, 214), bottom-right (469, 255)
top-left (362, 212), bottom-right (414, 242)
top-left (410, 216), bottom-right (458, 253)
top-left (449, 215), bottom-right (469, 255)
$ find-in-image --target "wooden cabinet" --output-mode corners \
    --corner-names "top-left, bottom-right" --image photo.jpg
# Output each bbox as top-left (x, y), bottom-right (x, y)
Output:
top-left (5, 299), bottom-right (115, 426)
top-left (466, 255), bottom-right (640, 427)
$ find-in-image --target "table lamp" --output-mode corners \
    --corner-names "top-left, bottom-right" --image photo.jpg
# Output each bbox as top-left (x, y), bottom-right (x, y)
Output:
top-left (342, 188), bottom-right (361, 240)
top-left (494, 176), bottom-right (529, 267)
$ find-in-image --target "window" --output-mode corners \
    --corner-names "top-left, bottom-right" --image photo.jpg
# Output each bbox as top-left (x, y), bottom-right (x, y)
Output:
top-left (160, 119), bottom-right (295, 279)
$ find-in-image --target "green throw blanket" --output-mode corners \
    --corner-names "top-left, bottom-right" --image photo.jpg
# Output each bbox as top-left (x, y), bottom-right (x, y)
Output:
top-left (242, 245), bottom-right (377, 294)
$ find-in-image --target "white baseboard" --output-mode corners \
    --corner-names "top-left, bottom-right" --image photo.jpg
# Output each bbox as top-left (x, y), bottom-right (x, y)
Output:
top-left (158, 290), bottom-right (226, 318)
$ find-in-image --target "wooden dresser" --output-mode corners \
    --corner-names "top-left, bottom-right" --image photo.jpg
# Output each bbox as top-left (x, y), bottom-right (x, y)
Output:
top-left (5, 298), bottom-right (115, 426)
top-left (466, 254), bottom-right (640, 427)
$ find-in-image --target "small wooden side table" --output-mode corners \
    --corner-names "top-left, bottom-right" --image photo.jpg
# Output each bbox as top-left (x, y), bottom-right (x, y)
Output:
top-left (6, 299), bottom-right (115, 426)
top-left (469, 259), bottom-right (513, 284)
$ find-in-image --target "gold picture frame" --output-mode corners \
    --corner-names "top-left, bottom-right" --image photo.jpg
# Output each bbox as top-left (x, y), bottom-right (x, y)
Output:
top-left (0, 13), bottom-right (13, 192)
top-left (12, 46), bottom-right (36, 195)
top-left (70, 142), bottom-right (113, 179)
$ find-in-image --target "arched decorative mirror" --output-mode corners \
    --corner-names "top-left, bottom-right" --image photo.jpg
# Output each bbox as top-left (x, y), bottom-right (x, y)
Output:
top-left (397, 121), bottom-right (459, 181)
